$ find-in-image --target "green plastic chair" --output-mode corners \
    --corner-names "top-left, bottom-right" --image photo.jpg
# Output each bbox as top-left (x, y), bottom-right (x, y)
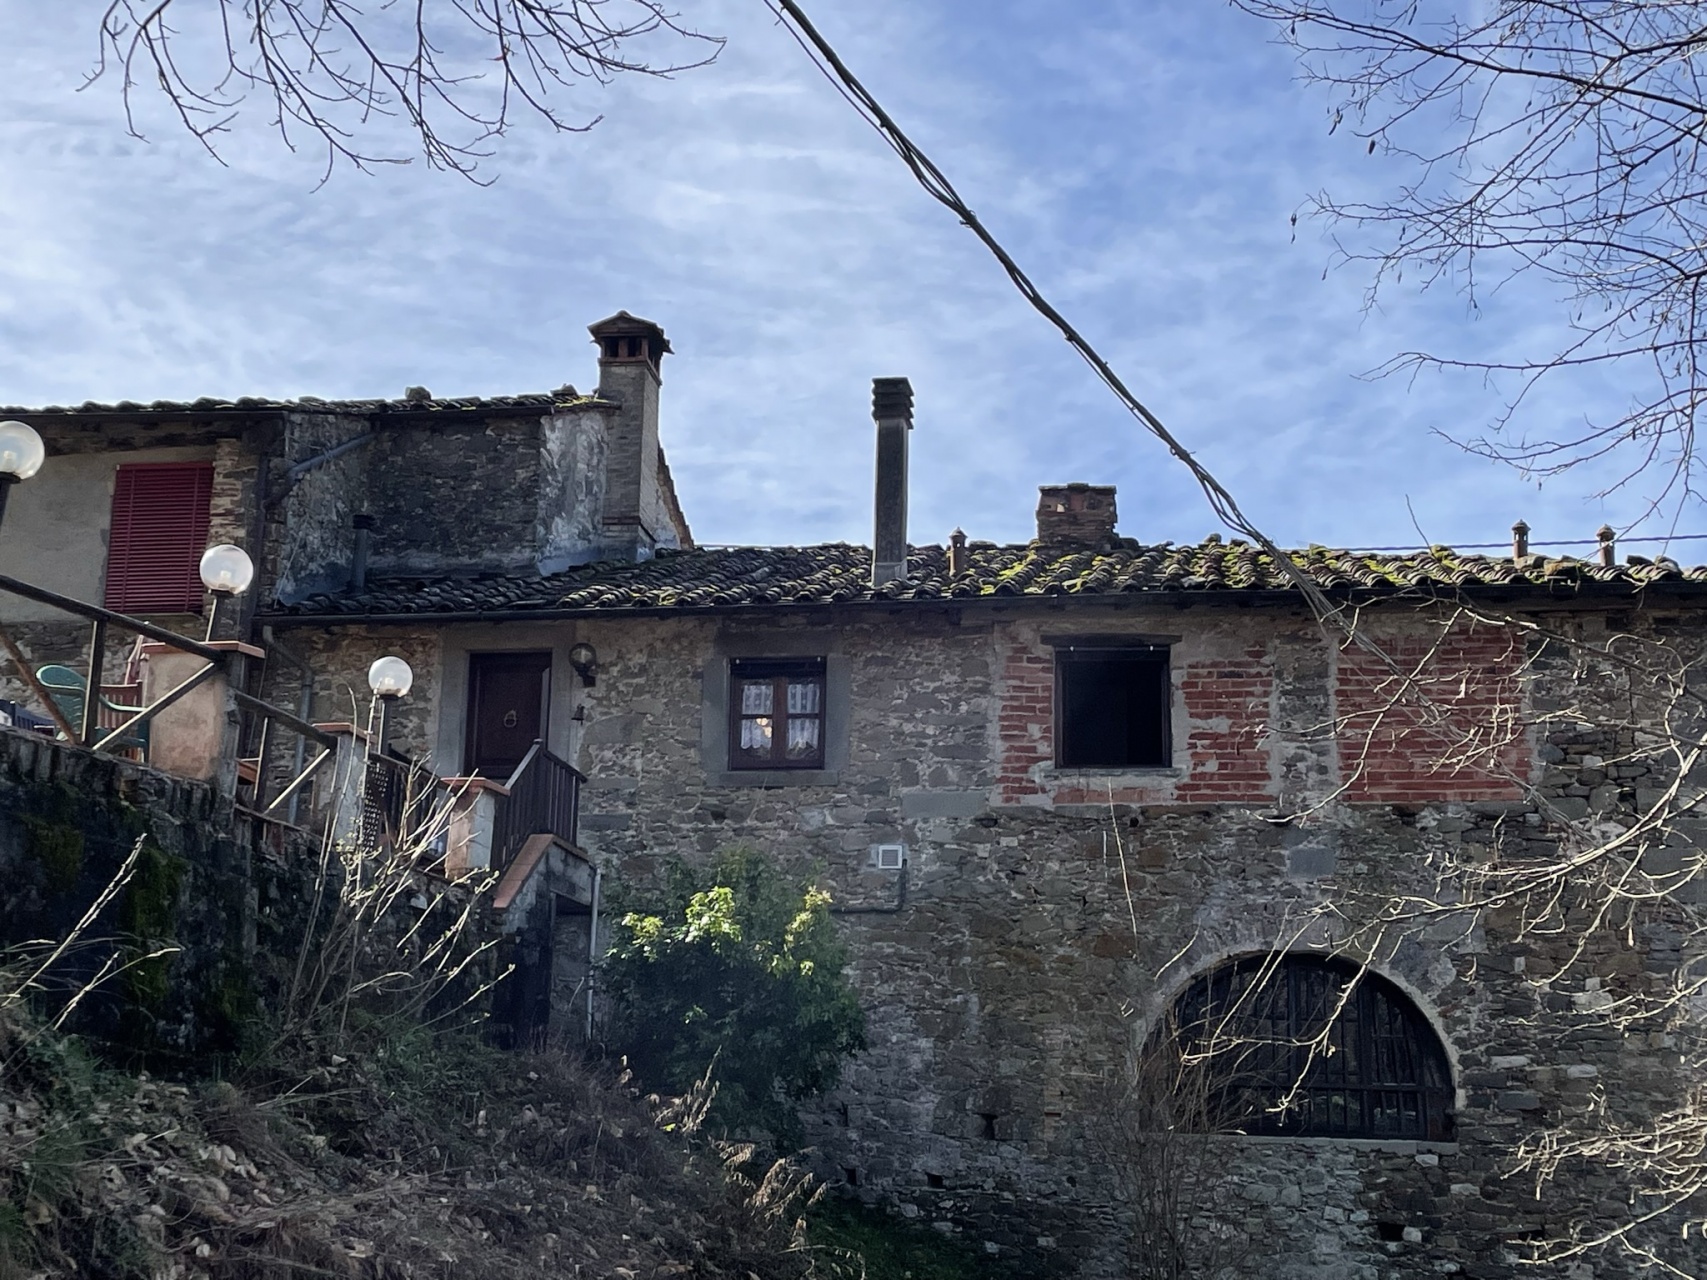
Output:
top-left (35, 664), bottom-right (149, 754)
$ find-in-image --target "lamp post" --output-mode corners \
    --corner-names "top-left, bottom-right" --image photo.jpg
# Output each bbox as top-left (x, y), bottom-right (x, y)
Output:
top-left (0, 421), bottom-right (46, 530)
top-left (198, 543), bottom-right (255, 642)
top-left (367, 655), bottom-right (413, 753)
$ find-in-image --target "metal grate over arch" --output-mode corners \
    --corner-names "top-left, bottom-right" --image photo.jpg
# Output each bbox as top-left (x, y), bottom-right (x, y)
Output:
top-left (1167, 953), bottom-right (1454, 1141)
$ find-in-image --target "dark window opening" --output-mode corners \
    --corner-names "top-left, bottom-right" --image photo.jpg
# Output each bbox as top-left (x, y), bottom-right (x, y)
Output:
top-left (843, 1166), bottom-right (860, 1187)
top-left (1376, 1222), bottom-right (1406, 1243)
top-left (728, 658), bottom-right (826, 770)
top-left (925, 1173), bottom-right (945, 1189)
top-left (979, 1112), bottom-right (999, 1141)
top-left (1162, 954), bottom-right (1454, 1142)
top-left (1055, 647), bottom-right (1170, 768)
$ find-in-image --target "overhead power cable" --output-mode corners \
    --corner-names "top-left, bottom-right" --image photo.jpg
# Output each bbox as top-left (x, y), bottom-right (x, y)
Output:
top-left (760, 0), bottom-right (1707, 833)
top-left (765, 0), bottom-right (1350, 627)
top-left (764, 0), bottom-right (1703, 591)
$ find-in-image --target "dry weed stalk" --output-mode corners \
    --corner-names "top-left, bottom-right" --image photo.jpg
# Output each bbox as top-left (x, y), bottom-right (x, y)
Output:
top-left (1092, 1019), bottom-right (1258, 1280)
top-left (275, 718), bottom-right (505, 1058)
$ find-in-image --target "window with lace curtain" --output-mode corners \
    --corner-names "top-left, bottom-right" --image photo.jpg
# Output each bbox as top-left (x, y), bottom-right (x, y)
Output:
top-left (727, 657), bottom-right (827, 770)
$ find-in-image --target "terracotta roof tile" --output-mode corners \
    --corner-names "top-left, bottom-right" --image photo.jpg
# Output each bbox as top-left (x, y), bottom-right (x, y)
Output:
top-left (273, 539), bottom-right (1707, 620)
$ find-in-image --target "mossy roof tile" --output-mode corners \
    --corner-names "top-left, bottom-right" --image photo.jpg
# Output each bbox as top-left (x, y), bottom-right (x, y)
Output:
top-left (273, 539), bottom-right (1707, 620)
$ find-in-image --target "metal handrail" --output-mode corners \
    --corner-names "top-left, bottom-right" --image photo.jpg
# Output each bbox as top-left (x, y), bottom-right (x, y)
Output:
top-left (0, 572), bottom-right (227, 661)
top-left (0, 573), bottom-right (233, 757)
top-left (503, 740), bottom-right (542, 791)
top-left (231, 690), bottom-right (344, 826)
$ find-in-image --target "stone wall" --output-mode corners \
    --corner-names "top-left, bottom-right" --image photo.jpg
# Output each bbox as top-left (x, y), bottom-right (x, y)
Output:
top-left (536, 407), bottom-right (612, 572)
top-left (261, 624), bottom-right (446, 767)
top-left (269, 410), bottom-right (371, 604)
top-left (0, 712), bottom-right (528, 1069)
top-left (287, 599), bottom-right (1706, 1278)
top-left (0, 726), bottom-right (257, 1062)
top-left (266, 405), bottom-right (630, 601)
top-left (364, 418), bottom-right (543, 577)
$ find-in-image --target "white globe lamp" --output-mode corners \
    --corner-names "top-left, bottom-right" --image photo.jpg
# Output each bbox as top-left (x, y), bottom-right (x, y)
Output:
top-left (0, 421), bottom-right (45, 529)
top-left (199, 544), bottom-right (255, 597)
top-left (368, 655), bottom-right (414, 751)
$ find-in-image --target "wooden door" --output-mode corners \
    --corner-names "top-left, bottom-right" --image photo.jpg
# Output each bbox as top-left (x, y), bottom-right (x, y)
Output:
top-left (465, 651), bottom-right (551, 780)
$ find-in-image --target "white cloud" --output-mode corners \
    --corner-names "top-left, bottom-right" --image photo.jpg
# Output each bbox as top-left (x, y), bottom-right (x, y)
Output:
top-left (0, 0), bottom-right (1684, 557)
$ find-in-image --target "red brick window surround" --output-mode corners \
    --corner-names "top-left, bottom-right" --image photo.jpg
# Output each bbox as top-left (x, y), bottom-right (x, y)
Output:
top-left (1054, 644), bottom-right (1171, 769)
top-left (104, 462), bottom-right (214, 614)
top-left (728, 657), bottom-right (827, 770)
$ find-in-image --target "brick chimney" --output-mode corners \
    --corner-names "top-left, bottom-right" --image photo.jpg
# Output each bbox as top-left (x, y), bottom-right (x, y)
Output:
top-left (1036, 483), bottom-right (1118, 548)
top-left (591, 311), bottom-right (672, 562)
top-left (871, 377), bottom-right (914, 585)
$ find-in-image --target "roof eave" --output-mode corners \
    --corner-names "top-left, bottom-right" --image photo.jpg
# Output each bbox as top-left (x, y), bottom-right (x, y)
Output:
top-left (3, 398), bottom-right (617, 425)
top-left (257, 576), bottom-right (1707, 629)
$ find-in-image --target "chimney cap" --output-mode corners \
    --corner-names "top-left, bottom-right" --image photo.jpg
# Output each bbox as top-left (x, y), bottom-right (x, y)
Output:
top-left (588, 310), bottom-right (671, 348)
top-left (590, 311), bottom-right (672, 373)
top-left (872, 377), bottom-right (914, 422)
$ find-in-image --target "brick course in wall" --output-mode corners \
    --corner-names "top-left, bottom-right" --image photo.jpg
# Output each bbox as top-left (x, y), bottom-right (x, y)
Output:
top-left (1336, 619), bottom-right (1529, 804)
top-left (1175, 643), bottom-right (1274, 803)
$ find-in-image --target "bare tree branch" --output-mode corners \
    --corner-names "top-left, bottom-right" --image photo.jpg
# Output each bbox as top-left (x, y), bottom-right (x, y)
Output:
top-left (1236, 0), bottom-right (1707, 515)
top-left (85, 1), bottom-right (723, 180)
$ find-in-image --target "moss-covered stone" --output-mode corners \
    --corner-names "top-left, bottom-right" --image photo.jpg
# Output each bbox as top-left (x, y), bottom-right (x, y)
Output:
top-left (118, 842), bottom-right (185, 1010)
top-left (23, 813), bottom-right (85, 894)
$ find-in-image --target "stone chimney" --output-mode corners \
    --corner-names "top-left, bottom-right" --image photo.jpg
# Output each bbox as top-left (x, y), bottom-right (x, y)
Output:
top-left (590, 311), bottom-right (672, 562)
top-left (872, 377), bottom-right (914, 585)
top-left (1036, 483), bottom-right (1118, 548)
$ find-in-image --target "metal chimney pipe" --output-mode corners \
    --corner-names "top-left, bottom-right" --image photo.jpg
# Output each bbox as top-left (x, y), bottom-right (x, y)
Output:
top-left (351, 512), bottom-right (375, 592)
top-left (871, 377), bottom-right (914, 586)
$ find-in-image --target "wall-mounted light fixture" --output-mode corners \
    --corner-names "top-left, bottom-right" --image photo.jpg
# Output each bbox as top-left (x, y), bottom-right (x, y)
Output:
top-left (0, 421), bottom-right (45, 531)
top-left (199, 543), bottom-right (255, 641)
top-left (368, 654), bottom-right (414, 751)
top-left (568, 641), bottom-right (599, 687)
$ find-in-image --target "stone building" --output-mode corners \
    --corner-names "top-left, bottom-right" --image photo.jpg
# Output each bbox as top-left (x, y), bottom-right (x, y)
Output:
top-left (6, 316), bottom-right (1707, 1277)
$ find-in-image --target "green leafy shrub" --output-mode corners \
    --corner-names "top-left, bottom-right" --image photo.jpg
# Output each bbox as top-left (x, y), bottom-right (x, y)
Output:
top-left (602, 850), bottom-right (866, 1146)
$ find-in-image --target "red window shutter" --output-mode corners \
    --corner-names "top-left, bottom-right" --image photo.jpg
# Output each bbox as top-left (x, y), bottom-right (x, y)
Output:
top-left (104, 463), bottom-right (215, 613)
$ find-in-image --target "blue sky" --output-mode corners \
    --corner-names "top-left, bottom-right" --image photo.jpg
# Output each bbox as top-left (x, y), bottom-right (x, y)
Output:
top-left (0, 1), bottom-right (1680, 555)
